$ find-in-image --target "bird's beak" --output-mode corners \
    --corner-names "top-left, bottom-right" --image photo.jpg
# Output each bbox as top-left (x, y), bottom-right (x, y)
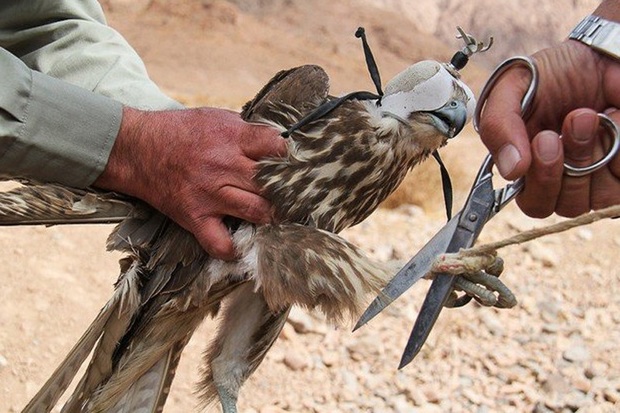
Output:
top-left (427, 100), bottom-right (467, 139)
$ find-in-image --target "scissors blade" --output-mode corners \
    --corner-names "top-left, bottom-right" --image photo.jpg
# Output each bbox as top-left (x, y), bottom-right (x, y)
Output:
top-left (354, 213), bottom-right (460, 331)
top-left (398, 273), bottom-right (457, 368)
top-left (398, 170), bottom-right (496, 368)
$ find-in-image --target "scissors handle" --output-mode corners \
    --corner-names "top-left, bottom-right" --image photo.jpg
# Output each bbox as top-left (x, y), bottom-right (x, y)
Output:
top-left (473, 56), bottom-right (538, 132)
top-left (564, 113), bottom-right (620, 177)
top-left (474, 56), bottom-right (620, 178)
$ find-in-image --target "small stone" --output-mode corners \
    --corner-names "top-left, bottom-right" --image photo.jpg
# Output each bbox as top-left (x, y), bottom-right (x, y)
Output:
top-left (345, 335), bottom-right (384, 360)
top-left (541, 323), bottom-right (561, 333)
top-left (577, 228), bottom-right (593, 241)
top-left (340, 370), bottom-right (360, 398)
top-left (278, 322), bottom-right (297, 340)
top-left (287, 307), bottom-right (315, 334)
top-left (389, 394), bottom-right (414, 412)
top-left (564, 391), bottom-right (590, 410)
top-left (572, 376), bottom-right (591, 393)
top-left (603, 388), bottom-right (620, 403)
top-left (527, 242), bottom-right (559, 267)
top-left (538, 299), bottom-right (561, 323)
top-left (320, 350), bottom-right (339, 367)
top-left (283, 352), bottom-right (309, 371)
top-left (533, 402), bottom-right (554, 413)
top-left (562, 345), bottom-right (590, 363)
top-left (405, 386), bottom-right (427, 406)
top-left (0, 354), bottom-right (8, 369)
top-left (584, 366), bottom-right (597, 379)
top-left (480, 312), bottom-right (504, 336)
top-left (424, 387), bottom-right (440, 404)
top-left (370, 244), bottom-right (395, 261)
top-left (542, 373), bottom-right (571, 395)
top-left (462, 388), bottom-right (484, 405)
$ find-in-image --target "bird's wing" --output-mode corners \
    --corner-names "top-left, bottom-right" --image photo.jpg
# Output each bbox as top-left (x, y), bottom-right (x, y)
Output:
top-left (241, 64), bottom-right (330, 124)
top-left (0, 183), bottom-right (139, 225)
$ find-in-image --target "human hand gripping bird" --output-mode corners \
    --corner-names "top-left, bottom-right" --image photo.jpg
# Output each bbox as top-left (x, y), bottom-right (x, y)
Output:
top-left (14, 28), bottom-right (477, 413)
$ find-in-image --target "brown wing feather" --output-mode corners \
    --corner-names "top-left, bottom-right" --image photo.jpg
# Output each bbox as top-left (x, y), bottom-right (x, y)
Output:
top-left (242, 65), bottom-right (330, 124)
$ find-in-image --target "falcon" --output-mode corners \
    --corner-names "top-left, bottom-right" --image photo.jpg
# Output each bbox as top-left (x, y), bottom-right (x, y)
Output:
top-left (15, 29), bottom-right (478, 413)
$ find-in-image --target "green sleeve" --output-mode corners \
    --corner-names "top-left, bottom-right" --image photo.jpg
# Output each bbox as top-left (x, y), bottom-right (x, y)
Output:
top-left (0, 50), bottom-right (122, 187)
top-left (0, 0), bottom-right (183, 187)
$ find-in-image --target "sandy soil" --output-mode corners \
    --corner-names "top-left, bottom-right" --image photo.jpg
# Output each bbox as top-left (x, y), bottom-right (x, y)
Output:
top-left (1, 1), bottom-right (618, 412)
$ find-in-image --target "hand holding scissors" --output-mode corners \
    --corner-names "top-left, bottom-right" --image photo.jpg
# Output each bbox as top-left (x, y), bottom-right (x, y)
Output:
top-left (355, 56), bottom-right (620, 368)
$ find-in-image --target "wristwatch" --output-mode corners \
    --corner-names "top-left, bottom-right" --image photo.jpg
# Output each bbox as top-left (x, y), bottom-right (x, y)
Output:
top-left (569, 15), bottom-right (620, 60)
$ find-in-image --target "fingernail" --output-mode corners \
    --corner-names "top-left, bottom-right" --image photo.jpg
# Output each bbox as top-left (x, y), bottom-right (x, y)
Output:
top-left (571, 111), bottom-right (597, 142)
top-left (497, 144), bottom-right (521, 177)
top-left (536, 131), bottom-right (561, 163)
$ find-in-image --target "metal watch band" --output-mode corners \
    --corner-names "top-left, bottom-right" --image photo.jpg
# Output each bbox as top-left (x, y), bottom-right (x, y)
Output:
top-left (569, 15), bottom-right (620, 60)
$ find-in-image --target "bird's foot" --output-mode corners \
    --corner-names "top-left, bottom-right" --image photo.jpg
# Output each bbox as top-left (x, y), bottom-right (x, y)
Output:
top-left (429, 251), bottom-right (517, 309)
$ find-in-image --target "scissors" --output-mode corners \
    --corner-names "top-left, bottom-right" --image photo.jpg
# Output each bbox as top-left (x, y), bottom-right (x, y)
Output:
top-left (354, 55), bottom-right (620, 369)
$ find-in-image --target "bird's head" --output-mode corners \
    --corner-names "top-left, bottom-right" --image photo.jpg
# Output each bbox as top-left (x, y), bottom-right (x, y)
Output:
top-left (379, 60), bottom-right (475, 149)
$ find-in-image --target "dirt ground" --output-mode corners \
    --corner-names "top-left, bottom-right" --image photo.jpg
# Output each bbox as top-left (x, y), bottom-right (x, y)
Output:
top-left (1, 1), bottom-right (618, 412)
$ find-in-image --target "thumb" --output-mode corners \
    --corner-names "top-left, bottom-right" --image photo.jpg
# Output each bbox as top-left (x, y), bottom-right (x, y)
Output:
top-left (478, 64), bottom-right (534, 179)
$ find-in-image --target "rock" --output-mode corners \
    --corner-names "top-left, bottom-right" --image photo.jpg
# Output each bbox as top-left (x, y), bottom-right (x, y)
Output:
top-left (584, 366), bottom-right (597, 379)
top-left (287, 307), bottom-right (315, 334)
top-left (340, 370), bottom-right (360, 400)
top-left (0, 354), bottom-right (7, 369)
top-left (577, 228), bottom-right (593, 241)
top-left (526, 242), bottom-right (559, 267)
top-left (537, 299), bottom-right (561, 323)
top-left (345, 335), bottom-right (384, 360)
top-left (423, 387), bottom-right (441, 404)
top-left (405, 386), bottom-right (428, 406)
top-left (370, 243), bottom-right (395, 261)
top-left (462, 387), bottom-right (484, 405)
top-left (389, 394), bottom-right (415, 412)
top-left (541, 373), bottom-right (571, 395)
top-left (571, 375), bottom-right (591, 393)
top-left (320, 350), bottom-right (339, 367)
top-left (541, 323), bottom-right (561, 333)
top-left (533, 402), bottom-right (554, 413)
top-left (562, 344), bottom-right (590, 363)
top-left (283, 352), bottom-right (309, 371)
top-left (278, 322), bottom-right (297, 341)
top-left (565, 390), bottom-right (591, 410)
top-left (603, 388), bottom-right (620, 403)
top-left (480, 312), bottom-right (504, 336)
